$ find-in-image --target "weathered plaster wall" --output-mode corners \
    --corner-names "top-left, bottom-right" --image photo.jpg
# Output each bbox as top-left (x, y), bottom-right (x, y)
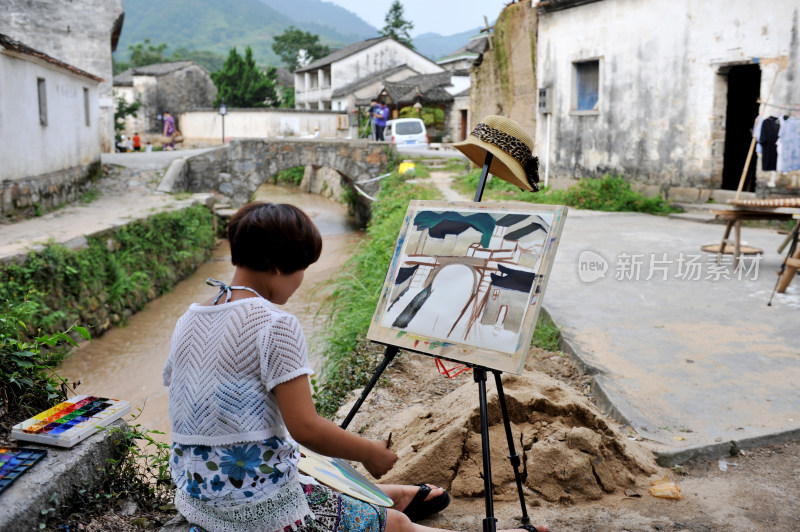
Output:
top-left (471, 3), bottom-right (538, 136)
top-left (115, 65), bottom-right (217, 136)
top-left (0, 55), bottom-right (101, 181)
top-left (178, 109), bottom-right (349, 141)
top-left (0, 0), bottom-right (124, 153)
top-left (536, 0), bottom-right (800, 190)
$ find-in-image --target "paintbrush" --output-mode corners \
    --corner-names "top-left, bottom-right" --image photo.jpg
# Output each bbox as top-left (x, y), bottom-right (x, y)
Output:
top-left (386, 432), bottom-right (392, 449)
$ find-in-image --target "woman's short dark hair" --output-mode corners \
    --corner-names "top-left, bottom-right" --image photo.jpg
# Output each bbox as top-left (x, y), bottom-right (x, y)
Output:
top-left (227, 202), bottom-right (322, 273)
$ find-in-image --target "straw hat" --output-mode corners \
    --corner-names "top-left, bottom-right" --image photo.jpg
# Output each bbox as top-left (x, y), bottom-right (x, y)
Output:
top-left (452, 115), bottom-right (539, 192)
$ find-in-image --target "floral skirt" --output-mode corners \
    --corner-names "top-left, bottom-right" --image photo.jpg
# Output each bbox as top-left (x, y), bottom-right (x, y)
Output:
top-left (182, 483), bottom-right (387, 532)
top-left (295, 483), bottom-right (387, 532)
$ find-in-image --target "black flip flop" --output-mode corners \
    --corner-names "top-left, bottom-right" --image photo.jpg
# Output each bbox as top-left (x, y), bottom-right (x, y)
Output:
top-left (402, 483), bottom-right (451, 522)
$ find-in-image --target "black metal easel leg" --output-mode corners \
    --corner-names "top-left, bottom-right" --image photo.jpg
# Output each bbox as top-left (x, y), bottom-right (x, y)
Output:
top-left (474, 152), bottom-right (494, 202)
top-left (341, 345), bottom-right (399, 430)
top-left (474, 367), bottom-right (498, 532)
top-left (493, 370), bottom-right (531, 525)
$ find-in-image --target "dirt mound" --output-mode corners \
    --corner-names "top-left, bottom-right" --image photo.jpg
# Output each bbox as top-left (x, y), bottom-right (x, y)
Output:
top-left (340, 356), bottom-right (659, 505)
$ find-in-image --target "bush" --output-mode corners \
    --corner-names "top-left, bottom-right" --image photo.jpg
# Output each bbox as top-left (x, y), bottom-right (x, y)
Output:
top-left (314, 172), bottom-right (441, 417)
top-left (458, 172), bottom-right (680, 215)
top-left (0, 297), bottom-right (89, 424)
top-left (0, 205), bottom-right (215, 336)
top-left (274, 166), bottom-right (305, 186)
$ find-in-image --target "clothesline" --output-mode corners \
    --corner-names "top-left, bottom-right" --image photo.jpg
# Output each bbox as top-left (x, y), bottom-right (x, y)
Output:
top-left (759, 100), bottom-right (800, 111)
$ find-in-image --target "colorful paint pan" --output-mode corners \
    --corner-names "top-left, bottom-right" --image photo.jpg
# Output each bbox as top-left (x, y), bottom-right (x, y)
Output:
top-left (11, 395), bottom-right (131, 448)
top-left (0, 447), bottom-right (47, 495)
top-left (297, 445), bottom-right (394, 507)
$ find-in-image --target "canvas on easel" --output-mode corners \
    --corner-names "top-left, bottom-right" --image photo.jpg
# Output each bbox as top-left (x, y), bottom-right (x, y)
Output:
top-left (367, 200), bottom-right (567, 375)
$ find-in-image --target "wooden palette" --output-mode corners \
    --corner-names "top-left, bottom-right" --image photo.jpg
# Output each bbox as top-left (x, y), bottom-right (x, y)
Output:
top-left (297, 445), bottom-right (394, 507)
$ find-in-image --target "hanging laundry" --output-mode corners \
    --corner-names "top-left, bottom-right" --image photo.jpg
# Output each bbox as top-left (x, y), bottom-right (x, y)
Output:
top-left (777, 116), bottom-right (800, 172)
top-left (759, 116), bottom-right (780, 171)
top-left (753, 116), bottom-right (763, 154)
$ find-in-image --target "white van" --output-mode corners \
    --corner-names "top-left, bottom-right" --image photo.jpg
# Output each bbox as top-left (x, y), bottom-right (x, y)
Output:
top-left (384, 118), bottom-right (428, 148)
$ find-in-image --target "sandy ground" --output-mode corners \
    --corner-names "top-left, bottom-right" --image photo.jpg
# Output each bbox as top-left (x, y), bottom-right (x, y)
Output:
top-left (336, 345), bottom-right (800, 531)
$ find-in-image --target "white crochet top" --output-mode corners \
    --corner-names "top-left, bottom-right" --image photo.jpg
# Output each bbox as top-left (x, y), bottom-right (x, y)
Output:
top-left (163, 298), bottom-right (314, 446)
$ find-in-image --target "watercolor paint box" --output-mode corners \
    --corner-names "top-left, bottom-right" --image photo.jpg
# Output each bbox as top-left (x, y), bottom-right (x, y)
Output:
top-left (10, 395), bottom-right (131, 448)
top-left (0, 447), bottom-right (47, 494)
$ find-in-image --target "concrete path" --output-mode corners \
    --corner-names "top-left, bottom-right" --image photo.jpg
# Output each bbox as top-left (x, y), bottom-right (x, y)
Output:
top-left (545, 209), bottom-right (800, 464)
top-left (0, 151), bottom-right (214, 261)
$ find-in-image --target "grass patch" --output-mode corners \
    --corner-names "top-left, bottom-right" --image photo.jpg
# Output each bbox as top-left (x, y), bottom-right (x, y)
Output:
top-left (314, 172), bottom-right (442, 418)
top-left (456, 172), bottom-right (680, 215)
top-left (532, 312), bottom-right (561, 352)
top-left (79, 186), bottom-right (100, 204)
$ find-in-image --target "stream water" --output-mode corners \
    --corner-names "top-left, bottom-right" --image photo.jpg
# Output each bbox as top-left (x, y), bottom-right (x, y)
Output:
top-left (56, 184), bottom-right (362, 438)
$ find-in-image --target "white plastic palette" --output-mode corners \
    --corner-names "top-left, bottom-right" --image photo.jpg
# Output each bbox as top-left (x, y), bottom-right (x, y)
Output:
top-left (11, 395), bottom-right (131, 448)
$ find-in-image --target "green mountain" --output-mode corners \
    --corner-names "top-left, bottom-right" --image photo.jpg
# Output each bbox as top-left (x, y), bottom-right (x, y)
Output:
top-left (115, 0), bottom-right (366, 68)
top-left (413, 27), bottom-right (483, 62)
top-left (115, 0), bottom-right (478, 71)
top-left (258, 0), bottom-right (378, 41)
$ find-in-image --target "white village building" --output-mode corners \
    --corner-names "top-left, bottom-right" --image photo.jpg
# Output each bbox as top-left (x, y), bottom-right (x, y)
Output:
top-left (0, 34), bottom-right (102, 218)
top-left (534, 0), bottom-right (800, 193)
top-left (294, 36), bottom-right (445, 112)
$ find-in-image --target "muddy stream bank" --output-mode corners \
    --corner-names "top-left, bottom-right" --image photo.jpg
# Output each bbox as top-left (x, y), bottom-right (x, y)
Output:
top-left (57, 184), bottom-right (362, 438)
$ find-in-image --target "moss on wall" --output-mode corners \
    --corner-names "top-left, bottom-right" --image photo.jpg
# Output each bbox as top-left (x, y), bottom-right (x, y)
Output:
top-left (0, 204), bottom-right (215, 337)
top-left (471, 2), bottom-right (538, 133)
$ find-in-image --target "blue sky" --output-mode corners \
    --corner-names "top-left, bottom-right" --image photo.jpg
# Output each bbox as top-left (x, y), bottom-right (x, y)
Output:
top-left (325, 0), bottom-right (510, 36)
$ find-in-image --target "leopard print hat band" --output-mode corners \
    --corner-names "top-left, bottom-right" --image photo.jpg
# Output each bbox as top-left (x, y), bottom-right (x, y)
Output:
top-left (453, 116), bottom-right (540, 192)
top-left (469, 123), bottom-right (540, 192)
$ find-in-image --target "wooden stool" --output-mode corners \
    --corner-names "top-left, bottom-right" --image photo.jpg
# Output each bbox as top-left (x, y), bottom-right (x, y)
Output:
top-left (712, 209), bottom-right (795, 266)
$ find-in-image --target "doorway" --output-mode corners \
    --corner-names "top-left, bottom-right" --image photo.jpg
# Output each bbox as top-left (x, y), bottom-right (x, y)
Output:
top-left (721, 64), bottom-right (761, 191)
top-left (460, 110), bottom-right (468, 141)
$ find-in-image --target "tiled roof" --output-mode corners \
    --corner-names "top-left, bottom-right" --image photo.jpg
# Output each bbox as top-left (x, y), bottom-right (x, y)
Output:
top-left (0, 33), bottom-right (104, 82)
top-left (381, 71), bottom-right (456, 105)
top-left (537, 0), bottom-right (603, 13)
top-left (331, 64), bottom-right (417, 97)
top-left (113, 61), bottom-right (196, 85)
top-left (296, 36), bottom-right (389, 73)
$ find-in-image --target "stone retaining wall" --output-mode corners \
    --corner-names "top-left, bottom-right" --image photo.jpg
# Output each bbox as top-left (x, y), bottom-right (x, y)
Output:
top-left (1, 161), bottom-right (101, 220)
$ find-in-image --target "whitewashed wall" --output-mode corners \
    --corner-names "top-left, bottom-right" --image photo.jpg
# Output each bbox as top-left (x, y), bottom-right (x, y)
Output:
top-left (536, 0), bottom-right (800, 188)
top-left (0, 0), bottom-right (124, 153)
top-left (332, 40), bottom-right (443, 89)
top-left (178, 109), bottom-right (351, 141)
top-left (0, 53), bottom-right (100, 181)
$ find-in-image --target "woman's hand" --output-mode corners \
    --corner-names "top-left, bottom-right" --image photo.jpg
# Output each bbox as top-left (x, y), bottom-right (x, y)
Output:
top-left (361, 439), bottom-right (397, 479)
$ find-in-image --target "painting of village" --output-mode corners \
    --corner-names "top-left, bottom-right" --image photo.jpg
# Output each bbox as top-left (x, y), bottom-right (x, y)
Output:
top-left (368, 200), bottom-right (567, 374)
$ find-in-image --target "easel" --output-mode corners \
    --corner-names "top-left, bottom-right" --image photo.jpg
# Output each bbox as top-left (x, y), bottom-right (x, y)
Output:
top-left (341, 152), bottom-right (532, 532)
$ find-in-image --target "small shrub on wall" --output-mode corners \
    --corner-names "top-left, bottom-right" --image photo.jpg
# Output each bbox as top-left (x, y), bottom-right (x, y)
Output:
top-left (0, 205), bottom-right (216, 337)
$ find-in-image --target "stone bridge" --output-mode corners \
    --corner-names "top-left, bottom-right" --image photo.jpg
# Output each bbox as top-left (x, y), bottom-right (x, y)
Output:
top-left (159, 139), bottom-right (396, 225)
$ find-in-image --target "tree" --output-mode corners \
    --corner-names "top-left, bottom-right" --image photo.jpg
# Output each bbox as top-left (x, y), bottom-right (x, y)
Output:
top-left (279, 86), bottom-right (295, 109)
top-left (381, 1), bottom-right (414, 49)
top-left (129, 39), bottom-right (170, 67)
top-left (114, 97), bottom-right (142, 142)
top-left (272, 27), bottom-right (330, 72)
top-left (211, 46), bottom-right (279, 108)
